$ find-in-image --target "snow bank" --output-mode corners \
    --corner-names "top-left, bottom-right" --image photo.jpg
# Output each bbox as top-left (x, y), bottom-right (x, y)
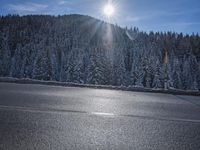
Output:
top-left (0, 77), bottom-right (199, 96)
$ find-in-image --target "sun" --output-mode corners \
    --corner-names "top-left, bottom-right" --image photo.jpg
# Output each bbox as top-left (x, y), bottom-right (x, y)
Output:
top-left (103, 4), bottom-right (115, 17)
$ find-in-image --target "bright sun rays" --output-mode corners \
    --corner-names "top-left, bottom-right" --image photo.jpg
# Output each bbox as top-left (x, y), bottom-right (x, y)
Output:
top-left (101, 0), bottom-right (119, 22)
top-left (103, 4), bottom-right (115, 17)
top-left (83, 0), bottom-right (120, 51)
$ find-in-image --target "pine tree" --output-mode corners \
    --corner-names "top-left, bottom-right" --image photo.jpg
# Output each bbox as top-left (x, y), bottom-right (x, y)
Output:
top-left (134, 59), bottom-right (144, 87)
top-left (32, 48), bottom-right (52, 80)
top-left (152, 60), bottom-right (162, 89)
top-left (112, 51), bottom-right (126, 86)
top-left (171, 58), bottom-right (181, 89)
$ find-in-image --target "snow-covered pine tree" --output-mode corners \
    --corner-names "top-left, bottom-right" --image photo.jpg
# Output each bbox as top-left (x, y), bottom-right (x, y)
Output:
top-left (134, 57), bottom-right (145, 87)
top-left (112, 49), bottom-right (126, 86)
top-left (32, 47), bottom-right (52, 80)
top-left (152, 60), bottom-right (162, 89)
top-left (169, 56), bottom-right (181, 89)
top-left (0, 34), bottom-right (11, 76)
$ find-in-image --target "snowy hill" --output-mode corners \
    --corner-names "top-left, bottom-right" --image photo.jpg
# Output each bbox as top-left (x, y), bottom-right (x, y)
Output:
top-left (0, 14), bottom-right (200, 90)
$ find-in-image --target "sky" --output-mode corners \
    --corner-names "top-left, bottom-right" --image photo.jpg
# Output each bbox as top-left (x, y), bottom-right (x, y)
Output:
top-left (0, 0), bottom-right (200, 34)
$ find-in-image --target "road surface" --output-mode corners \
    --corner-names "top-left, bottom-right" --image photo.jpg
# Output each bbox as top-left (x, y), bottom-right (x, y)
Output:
top-left (0, 82), bottom-right (200, 150)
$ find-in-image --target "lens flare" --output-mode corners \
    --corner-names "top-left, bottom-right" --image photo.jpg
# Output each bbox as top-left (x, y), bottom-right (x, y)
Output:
top-left (103, 4), bottom-right (115, 17)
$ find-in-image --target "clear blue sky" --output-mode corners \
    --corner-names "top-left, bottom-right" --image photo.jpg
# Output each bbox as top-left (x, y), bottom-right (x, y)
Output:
top-left (0, 0), bottom-right (200, 34)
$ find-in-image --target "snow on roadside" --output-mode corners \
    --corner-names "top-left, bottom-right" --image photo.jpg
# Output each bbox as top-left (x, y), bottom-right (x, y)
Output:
top-left (0, 77), bottom-right (199, 96)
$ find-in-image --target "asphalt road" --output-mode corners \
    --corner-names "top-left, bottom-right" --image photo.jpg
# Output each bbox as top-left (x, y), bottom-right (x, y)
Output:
top-left (0, 82), bottom-right (200, 150)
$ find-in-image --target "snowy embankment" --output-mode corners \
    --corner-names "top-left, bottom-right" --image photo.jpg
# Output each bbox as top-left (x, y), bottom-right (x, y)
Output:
top-left (0, 77), bottom-right (199, 96)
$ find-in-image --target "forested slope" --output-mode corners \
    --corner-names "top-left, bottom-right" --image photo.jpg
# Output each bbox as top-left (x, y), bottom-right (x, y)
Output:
top-left (0, 14), bottom-right (200, 90)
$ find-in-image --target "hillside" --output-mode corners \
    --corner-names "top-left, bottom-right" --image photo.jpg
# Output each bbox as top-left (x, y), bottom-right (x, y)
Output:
top-left (0, 14), bottom-right (200, 90)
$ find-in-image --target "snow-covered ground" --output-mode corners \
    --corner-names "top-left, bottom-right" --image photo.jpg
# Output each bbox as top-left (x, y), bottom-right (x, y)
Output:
top-left (0, 77), bottom-right (199, 96)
